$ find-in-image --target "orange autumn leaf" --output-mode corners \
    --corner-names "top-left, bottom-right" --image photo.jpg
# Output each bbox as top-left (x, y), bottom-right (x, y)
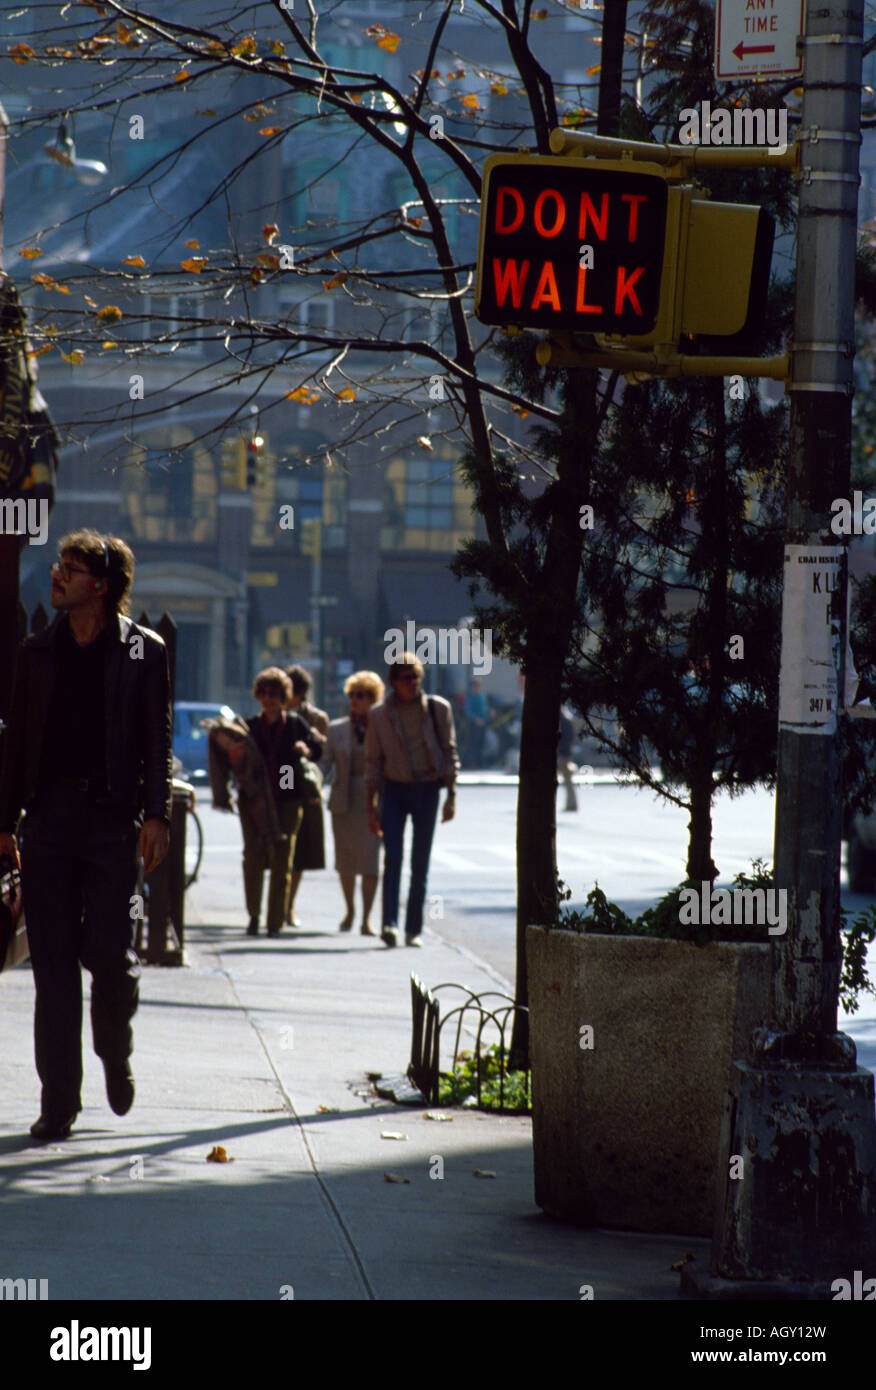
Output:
top-left (184, 239), bottom-right (200, 249)
top-left (322, 272), bottom-right (347, 291)
top-left (96, 305), bottom-right (123, 323)
top-left (122, 255), bottom-right (146, 268)
top-left (101, 341), bottom-right (117, 349)
top-left (180, 258), bottom-right (207, 273)
top-left (60, 350), bottom-right (85, 365)
top-left (175, 70), bottom-right (191, 82)
top-left (511, 404), bottom-right (529, 418)
top-left (10, 44), bottom-right (36, 64)
top-left (263, 223), bottom-right (279, 244)
top-left (256, 253), bottom-right (279, 270)
top-left (285, 386), bottom-right (320, 403)
top-left (405, 216), bottom-right (424, 228)
top-left (586, 64), bottom-right (601, 76)
top-left (366, 25), bottom-right (400, 53)
top-left (250, 266), bottom-right (263, 284)
top-left (19, 248), bottom-right (43, 260)
top-left (490, 82), bottom-right (508, 96)
top-left (336, 387), bottom-right (356, 402)
top-left (258, 126), bottom-right (283, 136)
top-left (84, 295), bottom-right (98, 308)
top-left (533, 8), bottom-right (549, 18)
top-left (416, 436), bottom-right (434, 451)
top-left (231, 36), bottom-right (257, 58)
top-left (206, 1145), bottom-right (234, 1162)
top-left (27, 345), bottom-right (53, 358)
top-left (268, 40), bottom-right (286, 57)
top-left (460, 93), bottom-right (480, 110)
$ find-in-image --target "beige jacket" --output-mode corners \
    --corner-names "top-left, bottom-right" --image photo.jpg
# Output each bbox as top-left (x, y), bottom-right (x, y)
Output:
top-left (365, 692), bottom-right (459, 796)
top-left (321, 717), bottom-right (360, 815)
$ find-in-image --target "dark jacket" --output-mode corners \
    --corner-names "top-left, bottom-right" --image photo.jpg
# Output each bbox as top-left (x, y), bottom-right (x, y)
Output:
top-left (205, 714), bottom-right (283, 849)
top-left (244, 710), bottom-right (323, 802)
top-left (0, 610), bottom-right (173, 832)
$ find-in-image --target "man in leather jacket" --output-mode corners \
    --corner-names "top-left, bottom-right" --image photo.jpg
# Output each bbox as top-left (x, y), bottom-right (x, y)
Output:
top-left (0, 529), bottom-right (172, 1142)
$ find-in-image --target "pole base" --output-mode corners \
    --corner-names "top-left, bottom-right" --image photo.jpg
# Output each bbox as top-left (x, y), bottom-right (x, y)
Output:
top-left (711, 1061), bottom-right (876, 1284)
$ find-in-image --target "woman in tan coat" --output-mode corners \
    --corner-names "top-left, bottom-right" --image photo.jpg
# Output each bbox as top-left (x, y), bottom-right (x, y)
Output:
top-left (321, 671), bottom-right (384, 935)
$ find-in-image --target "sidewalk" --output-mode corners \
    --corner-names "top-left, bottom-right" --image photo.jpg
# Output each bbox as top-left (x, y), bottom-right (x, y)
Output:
top-left (0, 866), bottom-right (705, 1301)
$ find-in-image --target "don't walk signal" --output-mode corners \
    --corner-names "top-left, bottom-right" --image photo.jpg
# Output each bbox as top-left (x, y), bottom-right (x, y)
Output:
top-left (475, 137), bottom-right (779, 367)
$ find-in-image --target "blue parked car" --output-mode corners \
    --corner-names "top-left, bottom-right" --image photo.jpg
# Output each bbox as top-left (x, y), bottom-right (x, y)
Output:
top-left (173, 702), bottom-right (236, 782)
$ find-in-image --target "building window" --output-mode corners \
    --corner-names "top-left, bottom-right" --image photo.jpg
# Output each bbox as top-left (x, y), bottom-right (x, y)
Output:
top-left (134, 291), bottom-right (204, 355)
top-left (123, 440), bottom-right (217, 542)
top-left (381, 449), bottom-right (474, 552)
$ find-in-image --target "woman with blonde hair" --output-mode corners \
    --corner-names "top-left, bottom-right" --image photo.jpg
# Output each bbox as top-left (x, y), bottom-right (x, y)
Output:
top-left (321, 670), bottom-right (385, 935)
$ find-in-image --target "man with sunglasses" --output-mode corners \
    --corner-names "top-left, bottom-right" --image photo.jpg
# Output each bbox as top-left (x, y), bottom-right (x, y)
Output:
top-left (365, 653), bottom-right (458, 948)
top-left (0, 529), bottom-right (172, 1142)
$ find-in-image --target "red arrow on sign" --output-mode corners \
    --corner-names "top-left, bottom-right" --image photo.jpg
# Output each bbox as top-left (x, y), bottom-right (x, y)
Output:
top-left (732, 40), bottom-right (776, 61)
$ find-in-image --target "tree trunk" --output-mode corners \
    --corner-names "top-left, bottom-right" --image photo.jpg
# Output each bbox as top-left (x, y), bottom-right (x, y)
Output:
top-left (686, 771), bottom-right (717, 884)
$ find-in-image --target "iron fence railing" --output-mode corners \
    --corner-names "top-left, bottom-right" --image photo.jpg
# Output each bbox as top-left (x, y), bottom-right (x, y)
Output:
top-left (408, 973), bottom-right (530, 1112)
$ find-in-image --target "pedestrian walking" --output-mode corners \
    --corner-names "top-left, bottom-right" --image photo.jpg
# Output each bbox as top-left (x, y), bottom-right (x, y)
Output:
top-left (283, 665), bottom-right (328, 928)
top-left (321, 670), bottom-right (385, 936)
top-left (464, 677), bottom-right (490, 768)
top-left (0, 529), bottom-right (172, 1142)
top-left (236, 668), bottom-right (323, 937)
top-left (365, 653), bottom-right (459, 948)
top-left (558, 705), bottom-right (578, 812)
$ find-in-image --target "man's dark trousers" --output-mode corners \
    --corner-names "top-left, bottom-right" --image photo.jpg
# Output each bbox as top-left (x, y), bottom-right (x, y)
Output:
top-left (380, 779), bottom-right (441, 939)
top-left (20, 785), bottom-right (140, 1121)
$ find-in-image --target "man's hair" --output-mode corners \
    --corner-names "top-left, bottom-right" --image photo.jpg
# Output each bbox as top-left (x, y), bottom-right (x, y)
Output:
top-left (253, 666), bottom-right (293, 702)
top-left (388, 651), bottom-right (424, 683)
top-left (59, 529), bottom-right (134, 617)
top-left (285, 664), bottom-right (312, 698)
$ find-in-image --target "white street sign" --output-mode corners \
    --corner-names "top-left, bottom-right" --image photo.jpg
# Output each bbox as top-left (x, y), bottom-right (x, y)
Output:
top-left (715, 0), bottom-right (804, 80)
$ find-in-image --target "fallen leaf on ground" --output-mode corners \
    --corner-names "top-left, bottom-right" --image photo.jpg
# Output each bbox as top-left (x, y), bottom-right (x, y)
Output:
top-left (669, 1252), bottom-right (695, 1272)
top-left (380, 1131), bottom-right (408, 1141)
top-left (473, 1169), bottom-right (496, 1178)
top-left (383, 1172), bottom-right (411, 1183)
top-left (206, 1145), bottom-right (234, 1162)
top-left (423, 1111), bottom-right (453, 1121)
top-left (317, 1105), bottom-right (339, 1113)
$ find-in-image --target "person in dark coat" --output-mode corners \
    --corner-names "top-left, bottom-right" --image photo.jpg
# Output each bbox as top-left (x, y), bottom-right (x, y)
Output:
top-left (283, 665), bottom-right (328, 927)
top-left (239, 668), bottom-right (323, 937)
top-left (0, 529), bottom-right (172, 1143)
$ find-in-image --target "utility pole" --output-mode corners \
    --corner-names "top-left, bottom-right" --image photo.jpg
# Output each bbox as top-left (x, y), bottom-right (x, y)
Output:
top-left (688, 0), bottom-right (876, 1295)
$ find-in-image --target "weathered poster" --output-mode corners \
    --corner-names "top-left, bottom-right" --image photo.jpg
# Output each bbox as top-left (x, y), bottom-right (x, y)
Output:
top-left (777, 545), bottom-right (844, 736)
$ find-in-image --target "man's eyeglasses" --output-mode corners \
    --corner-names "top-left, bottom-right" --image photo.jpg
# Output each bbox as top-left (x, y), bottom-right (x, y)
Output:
top-left (51, 561), bottom-right (93, 582)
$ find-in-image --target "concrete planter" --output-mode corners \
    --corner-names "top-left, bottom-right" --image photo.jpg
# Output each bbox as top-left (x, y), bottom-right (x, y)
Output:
top-left (527, 926), bottom-right (771, 1237)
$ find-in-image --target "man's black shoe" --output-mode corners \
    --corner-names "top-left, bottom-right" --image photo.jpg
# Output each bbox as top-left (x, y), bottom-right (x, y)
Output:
top-left (103, 1060), bottom-right (135, 1116)
top-left (30, 1113), bottom-right (77, 1142)
top-left (246, 917), bottom-right (259, 936)
top-left (267, 925), bottom-right (282, 937)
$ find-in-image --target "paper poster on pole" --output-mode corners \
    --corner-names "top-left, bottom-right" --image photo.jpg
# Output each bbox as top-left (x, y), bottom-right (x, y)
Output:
top-left (778, 546), bottom-right (844, 735)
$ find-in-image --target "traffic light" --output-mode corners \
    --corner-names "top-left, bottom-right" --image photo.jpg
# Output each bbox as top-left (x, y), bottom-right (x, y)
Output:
top-left (299, 517), bottom-right (321, 559)
top-left (246, 432), bottom-right (270, 489)
top-left (220, 436), bottom-right (246, 490)
top-left (475, 151), bottom-right (774, 354)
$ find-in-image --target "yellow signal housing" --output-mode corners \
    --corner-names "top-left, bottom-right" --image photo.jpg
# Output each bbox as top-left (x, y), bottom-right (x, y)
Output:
top-left (300, 518), bottom-right (321, 559)
top-left (221, 437), bottom-right (246, 491)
